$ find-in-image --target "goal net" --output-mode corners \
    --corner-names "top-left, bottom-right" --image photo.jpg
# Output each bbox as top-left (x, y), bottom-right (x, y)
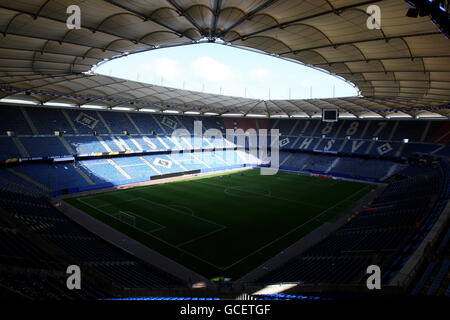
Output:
top-left (119, 211), bottom-right (136, 227)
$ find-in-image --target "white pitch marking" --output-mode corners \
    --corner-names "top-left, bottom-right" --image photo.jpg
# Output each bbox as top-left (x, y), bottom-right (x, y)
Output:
top-left (74, 172), bottom-right (370, 271)
top-left (195, 179), bottom-right (325, 209)
top-left (223, 185), bottom-right (272, 198)
top-left (221, 185), bottom-right (372, 270)
top-left (75, 197), bottom-right (227, 270)
top-left (275, 175), bottom-right (339, 187)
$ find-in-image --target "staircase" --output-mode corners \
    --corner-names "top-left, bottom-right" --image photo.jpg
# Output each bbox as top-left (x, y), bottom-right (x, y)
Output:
top-left (12, 137), bottom-right (29, 157)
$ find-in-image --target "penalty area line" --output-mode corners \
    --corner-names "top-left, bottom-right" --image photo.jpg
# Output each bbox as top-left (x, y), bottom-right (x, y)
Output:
top-left (75, 198), bottom-right (227, 271)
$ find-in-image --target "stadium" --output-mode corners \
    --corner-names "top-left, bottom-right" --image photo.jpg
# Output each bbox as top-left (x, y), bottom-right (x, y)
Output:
top-left (0, 0), bottom-right (449, 306)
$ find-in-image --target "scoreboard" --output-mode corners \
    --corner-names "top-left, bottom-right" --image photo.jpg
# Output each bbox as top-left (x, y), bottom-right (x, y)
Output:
top-left (322, 109), bottom-right (338, 122)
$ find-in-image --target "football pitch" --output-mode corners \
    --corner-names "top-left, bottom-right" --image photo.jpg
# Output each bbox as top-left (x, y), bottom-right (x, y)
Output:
top-left (65, 168), bottom-right (375, 280)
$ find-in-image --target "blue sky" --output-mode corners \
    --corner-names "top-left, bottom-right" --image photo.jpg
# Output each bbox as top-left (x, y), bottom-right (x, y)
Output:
top-left (95, 43), bottom-right (359, 100)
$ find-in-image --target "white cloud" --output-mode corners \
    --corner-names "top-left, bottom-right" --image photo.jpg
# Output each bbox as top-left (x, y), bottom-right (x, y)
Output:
top-left (142, 58), bottom-right (182, 81)
top-left (191, 56), bottom-right (233, 83)
top-left (248, 68), bottom-right (270, 82)
top-left (300, 80), bottom-right (312, 88)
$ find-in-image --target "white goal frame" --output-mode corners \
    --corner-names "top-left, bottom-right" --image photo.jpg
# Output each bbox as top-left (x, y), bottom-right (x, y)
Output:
top-left (119, 210), bottom-right (136, 227)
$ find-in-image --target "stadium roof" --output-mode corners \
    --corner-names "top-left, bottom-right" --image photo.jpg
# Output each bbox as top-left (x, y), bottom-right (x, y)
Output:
top-left (0, 0), bottom-right (449, 118)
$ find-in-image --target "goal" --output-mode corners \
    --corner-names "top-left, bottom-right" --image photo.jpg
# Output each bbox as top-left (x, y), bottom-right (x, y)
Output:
top-left (119, 211), bottom-right (136, 227)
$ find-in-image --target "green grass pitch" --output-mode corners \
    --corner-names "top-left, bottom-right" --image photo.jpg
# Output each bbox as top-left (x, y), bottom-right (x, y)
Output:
top-left (65, 169), bottom-right (374, 280)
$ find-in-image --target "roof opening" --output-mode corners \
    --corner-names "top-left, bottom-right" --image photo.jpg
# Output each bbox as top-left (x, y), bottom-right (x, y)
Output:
top-left (94, 43), bottom-right (358, 100)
